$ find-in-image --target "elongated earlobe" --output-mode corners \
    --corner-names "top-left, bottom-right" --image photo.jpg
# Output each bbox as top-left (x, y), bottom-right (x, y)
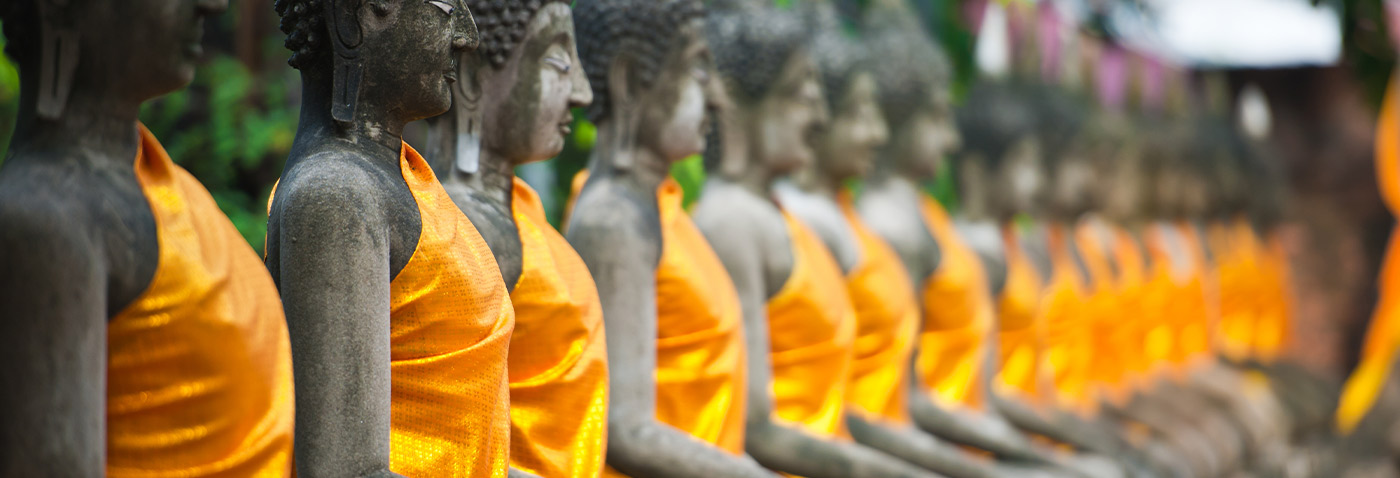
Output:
top-left (325, 0), bottom-right (364, 124)
top-left (36, 1), bottom-right (79, 120)
top-left (454, 59), bottom-right (484, 174)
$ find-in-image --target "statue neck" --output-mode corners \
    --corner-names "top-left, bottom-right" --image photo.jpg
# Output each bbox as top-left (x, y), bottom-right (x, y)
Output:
top-left (421, 108), bottom-right (516, 209)
top-left (790, 159), bottom-right (845, 198)
top-left (711, 107), bottom-right (772, 198)
top-left (294, 69), bottom-right (408, 161)
top-left (10, 67), bottom-right (144, 165)
top-left (588, 116), bottom-right (672, 194)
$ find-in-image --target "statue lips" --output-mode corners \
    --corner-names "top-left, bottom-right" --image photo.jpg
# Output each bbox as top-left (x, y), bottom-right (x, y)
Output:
top-left (558, 118), bottom-right (572, 136)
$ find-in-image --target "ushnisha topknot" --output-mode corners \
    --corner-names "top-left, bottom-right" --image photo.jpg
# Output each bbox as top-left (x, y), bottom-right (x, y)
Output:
top-left (575, 0), bottom-right (705, 123)
top-left (704, 0), bottom-right (807, 104)
top-left (802, 0), bottom-right (867, 111)
top-left (465, 0), bottom-right (571, 67)
top-left (862, 0), bottom-right (951, 128)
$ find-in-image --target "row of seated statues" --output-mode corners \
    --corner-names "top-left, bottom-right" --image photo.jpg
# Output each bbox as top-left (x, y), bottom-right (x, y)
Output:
top-left (0, 0), bottom-right (1384, 476)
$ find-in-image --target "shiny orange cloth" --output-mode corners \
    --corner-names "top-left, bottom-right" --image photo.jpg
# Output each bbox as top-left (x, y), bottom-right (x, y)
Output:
top-left (1140, 223), bottom-right (1209, 378)
top-left (837, 191), bottom-right (919, 425)
top-left (1215, 219), bottom-right (1262, 361)
top-left (995, 226), bottom-right (1045, 400)
top-left (767, 211), bottom-right (858, 438)
top-left (1338, 75), bottom-right (1400, 433)
top-left (651, 177), bottom-right (750, 454)
top-left (1255, 235), bottom-right (1292, 361)
top-left (1075, 221), bottom-right (1127, 400)
top-left (108, 124), bottom-right (293, 477)
top-left (1176, 221), bottom-right (1215, 364)
top-left (509, 178), bottom-right (609, 478)
top-left (1039, 224), bottom-right (1094, 413)
top-left (387, 143), bottom-right (514, 477)
top-left (570, 172), bottom-right (748, 461)
top-left (914, 197), bottom-right (995, 409)
top-left (1109, 227), bottom-right (1152, 391)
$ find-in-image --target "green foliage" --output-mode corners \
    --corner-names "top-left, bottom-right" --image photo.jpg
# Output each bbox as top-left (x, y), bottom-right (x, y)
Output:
top-left (0, 23), bottom-right (19, 159)
top-left (671, 154), bottom-right (706, 208)
top-left (139, 57), bottom-right (299, 253)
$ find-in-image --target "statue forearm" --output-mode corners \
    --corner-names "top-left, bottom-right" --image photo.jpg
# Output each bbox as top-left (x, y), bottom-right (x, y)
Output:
top-left (745, 419), bottom-right (942, 478)
top-left (846, 414), bottom-right (997, 478)
top-left (607, 416), bottom-right (775, 478)
top-left (987, 392), bottom-right (1111, 455)
top-left (907, 395), bottom-right (1046, 464)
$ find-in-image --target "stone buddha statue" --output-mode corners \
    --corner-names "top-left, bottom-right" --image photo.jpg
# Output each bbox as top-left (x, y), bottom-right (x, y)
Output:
top-left (419, 1), bottom-right (607, 477)
top-left (688, 2), bottom-right (937, 477)
top-left (566, 0), bottom-right (775, 476)
top-left (773, 7), bottom-right (1034, 478)
top-left (0, 0), bottom-right (295, 475)
top-left (852, 1), bottom-right (1062, 467)
top-left (264, 1), bottom-right (514, 477)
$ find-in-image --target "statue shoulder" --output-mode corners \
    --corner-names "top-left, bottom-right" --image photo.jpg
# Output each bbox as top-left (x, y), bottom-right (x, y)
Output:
top-left (566, 181), bottom-right (662, 268)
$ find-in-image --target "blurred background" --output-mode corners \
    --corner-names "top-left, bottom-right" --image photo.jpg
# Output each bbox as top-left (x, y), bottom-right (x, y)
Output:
top-left (0, 0), bottom-right (1394, 382)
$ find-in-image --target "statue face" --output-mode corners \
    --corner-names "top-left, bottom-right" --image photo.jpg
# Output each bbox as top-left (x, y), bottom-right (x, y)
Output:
top-left (479, 2), bottom-right (592, 165)
top-left (639, 25), bottom-right (712, 163)
top-left (816, 72), bottom-right (887, 180)
top-left (894, 90), bottom-right (960, 180)
top-left (751, 50), bottom-right (825, 176)
top-left (354, 0), bottom-right (473, 122)
top-left (995, 137), bottom-right (1044, 215)
top-left (1051, 150), bottom-right (1095, 216)
top-left (83, 0), bottom-right (225, 101)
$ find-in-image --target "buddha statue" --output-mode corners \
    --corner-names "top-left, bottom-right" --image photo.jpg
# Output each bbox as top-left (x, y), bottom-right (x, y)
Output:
top-left (688, 2), bottom-right (937, 477)
top-left (0, 0), bottom-right (294, 475)
top-left (565, 0), bottom-right (774, 476)
top-left (774, 7), bottom-right (1038, 478)
top-left (852, 1), bottom-right (1061, 467)
top-left (264, 1), bottom-right (513, 476)
top-left (419, 0), bottom-right (607, 477)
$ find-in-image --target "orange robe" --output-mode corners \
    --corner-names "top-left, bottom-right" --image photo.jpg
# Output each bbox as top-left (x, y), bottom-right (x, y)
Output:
top-left (1109, 226), bottom-right (1152, 392)
top-left (509, 178), bottom-right (609, 478)
top-left (1075, 221), bottom-right (1126, 401)
top-left (1255, 234), bottom-right (1292, 361)
top-left (652, 178), bottom-right (750, 453)
top-left (838, 191), bottom-right (920, 425)
top-left (387, 143), bottom-right (515, 477)
top-left (1141, 223), bottom-right (1210, 378)
top-left (1040, 224), bottom-right (1094, 413)
top-left (1216, 218), bottom-right (1261, 362)
top-left (1338, 76), bottom-right (1400, 433)
top-left (914, 197), bottom-right (996, 409)
top-left (108, 124), bottom-right (294, 477)
top-left (569, 173), bottom-right (747, 468)
top-left (995, 226), bottom-right (1045, 401)
top-left (767, 211), bottom-right (858, 438)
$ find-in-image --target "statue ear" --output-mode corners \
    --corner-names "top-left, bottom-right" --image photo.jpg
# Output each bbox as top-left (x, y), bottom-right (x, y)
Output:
top-left (607, 53), bottom-right (635, 113)
top-left (454, 54), bottom-right (486, 174)
top-left (35, 0), bottom-right (79, 120)
top-left (324, 0), bottom-right (365, 124)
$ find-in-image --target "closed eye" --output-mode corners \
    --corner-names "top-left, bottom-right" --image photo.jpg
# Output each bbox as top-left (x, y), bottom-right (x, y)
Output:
top-left (427, 0), bottom-right (455, 15)
top-left (544, 56), bottom-right (571, 73)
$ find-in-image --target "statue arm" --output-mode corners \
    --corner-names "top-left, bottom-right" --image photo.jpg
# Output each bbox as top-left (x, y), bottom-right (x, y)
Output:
top-left (274, 176), bottom-right (405, 478)
top-left (698, 222), bottom-right (937, 478)
top-left (904, 359), bottom-right (1047, 464)
top-left (567, 208), bottom-right (775, 478)
top-left (845, 414), bottom-right (993, 478)
top-left (0, 216), bottom-right (105, 475)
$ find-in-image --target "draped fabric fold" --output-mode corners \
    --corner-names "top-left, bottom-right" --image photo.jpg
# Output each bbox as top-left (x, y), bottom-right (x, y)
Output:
top-left (915, 197), bottom-right (995, 409)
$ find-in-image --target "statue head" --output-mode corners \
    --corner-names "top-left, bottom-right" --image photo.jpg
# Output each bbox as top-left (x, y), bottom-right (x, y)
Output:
top-left (805, 2), bottom-right (886, 182)
top-left (1047, 110), bottom-right (1119, 220)
top-left (957, 82), bottom-right (1042, 219)
top-left (2, 0), bottom-right (228, 120)
top-left (864, 1), bottom-right (956, 181)
top-left (452, 0), bottom-right (591, 170)
top-left (575, 0), bottom-right (710, 163)
top-left (276, 0), bottom-right (478, 125)
top-left (703, 1), bottom-right (825, 177)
